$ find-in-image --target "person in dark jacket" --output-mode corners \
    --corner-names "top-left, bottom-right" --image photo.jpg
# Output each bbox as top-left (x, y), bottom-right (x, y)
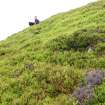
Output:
top-left (34, 16), bottom-right (40, 24)
top-left (29, 16), bottom-right (40, 26)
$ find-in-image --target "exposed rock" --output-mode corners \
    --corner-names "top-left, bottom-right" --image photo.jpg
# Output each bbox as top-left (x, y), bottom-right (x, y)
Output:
top-left (87, 47), bottom-right (94, 53)
top-left (86, 70), bottom-right (105, 86)
top-left (72, 69), bottom-right (105, 104)
top-left (73, 86), bottom-right (94, 105)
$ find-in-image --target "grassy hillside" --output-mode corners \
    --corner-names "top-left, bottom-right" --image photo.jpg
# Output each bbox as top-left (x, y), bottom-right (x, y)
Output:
top-left (1, 0), bottom-right (105, 105)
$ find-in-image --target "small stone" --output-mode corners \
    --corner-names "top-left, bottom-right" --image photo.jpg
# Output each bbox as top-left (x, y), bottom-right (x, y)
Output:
top-left (87, 47), bottom-right (93, 53)
top-left (25, 63), bottom-right (34, 70)
top-left (11, 69), bottom-right (23, 78)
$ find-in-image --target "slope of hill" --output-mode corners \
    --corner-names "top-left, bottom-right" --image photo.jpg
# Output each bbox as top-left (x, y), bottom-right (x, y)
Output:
top-left (1, 0), bottom-right (105, 105)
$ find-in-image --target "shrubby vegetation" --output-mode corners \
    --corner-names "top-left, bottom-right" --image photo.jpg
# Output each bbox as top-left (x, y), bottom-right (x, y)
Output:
top-left (1, 0), bottom-right (105, 105)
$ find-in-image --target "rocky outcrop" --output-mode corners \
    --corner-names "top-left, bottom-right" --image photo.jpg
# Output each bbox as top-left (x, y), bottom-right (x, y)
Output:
top-left (73, 69), bottom-right (105, 105)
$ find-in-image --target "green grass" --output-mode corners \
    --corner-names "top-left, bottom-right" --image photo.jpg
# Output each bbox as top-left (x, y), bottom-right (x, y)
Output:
top-left (1, 0), bottom-right (105, 104)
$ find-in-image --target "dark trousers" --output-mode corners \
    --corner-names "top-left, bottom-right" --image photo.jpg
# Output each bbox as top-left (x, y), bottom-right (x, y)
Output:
top-left (29, 22), bottom-right (35, 26)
